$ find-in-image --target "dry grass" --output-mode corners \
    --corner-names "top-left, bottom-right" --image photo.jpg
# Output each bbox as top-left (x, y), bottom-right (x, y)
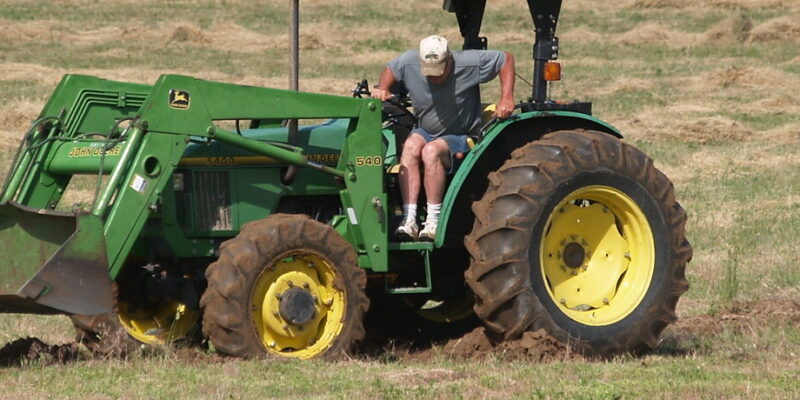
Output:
top-left (0, 0), bottom-right (797, 397)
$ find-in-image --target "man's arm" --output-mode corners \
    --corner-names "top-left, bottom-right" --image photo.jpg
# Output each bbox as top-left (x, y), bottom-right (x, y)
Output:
top-left (372, 66), bottom-right (396, 101)
top-left (494, 51), bottom-right (516, 119)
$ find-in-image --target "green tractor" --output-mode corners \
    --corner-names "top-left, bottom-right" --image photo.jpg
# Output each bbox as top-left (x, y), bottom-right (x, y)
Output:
top-left (0, 0), bottom-right (690, 359)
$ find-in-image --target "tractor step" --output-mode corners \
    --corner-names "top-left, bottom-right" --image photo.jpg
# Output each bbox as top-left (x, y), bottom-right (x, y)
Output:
top-left (385, 242), bottom-right (433, 294)
top-left (387, 242), bottom-right (434, 251)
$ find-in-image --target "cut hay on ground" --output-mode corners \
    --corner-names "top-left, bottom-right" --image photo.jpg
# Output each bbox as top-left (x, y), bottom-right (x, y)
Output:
top-left (748, 16), bottom-right (800, 43)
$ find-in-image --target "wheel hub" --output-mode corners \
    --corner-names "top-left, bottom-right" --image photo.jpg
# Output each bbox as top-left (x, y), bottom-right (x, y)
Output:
top-left (253, 253), bottom-right (346, 358)
top-left (563, 242), bottom-right (586, 269)
top-left (279, 287), bottom-right (316, 325)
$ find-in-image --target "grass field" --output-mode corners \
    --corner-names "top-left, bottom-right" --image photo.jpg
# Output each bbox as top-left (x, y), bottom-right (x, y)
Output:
top-left (0, 0), bottom-right (798, 398)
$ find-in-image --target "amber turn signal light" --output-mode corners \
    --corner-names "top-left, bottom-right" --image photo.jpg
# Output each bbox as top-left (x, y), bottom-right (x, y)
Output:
top-left (544, 61), bottom-right (562, 81)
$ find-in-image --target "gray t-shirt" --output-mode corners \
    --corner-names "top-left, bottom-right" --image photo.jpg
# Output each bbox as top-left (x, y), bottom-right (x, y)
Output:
top-left (387, 49), bottom-right (505, 137)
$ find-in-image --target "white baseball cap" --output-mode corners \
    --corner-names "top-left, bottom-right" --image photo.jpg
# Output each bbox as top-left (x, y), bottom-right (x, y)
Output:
top-left (419, 35), bottom-right (450, 77)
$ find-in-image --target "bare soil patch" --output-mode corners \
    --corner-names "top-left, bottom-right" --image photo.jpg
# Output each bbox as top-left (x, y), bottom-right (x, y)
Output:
top-left (0, 337), bottom-right (80, 367)
top-left (437, 327), bottom-right (578, 362)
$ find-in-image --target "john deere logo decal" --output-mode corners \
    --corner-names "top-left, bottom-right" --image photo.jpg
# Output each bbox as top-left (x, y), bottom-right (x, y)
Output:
top-left (169, 89), bottom-right (190, 110)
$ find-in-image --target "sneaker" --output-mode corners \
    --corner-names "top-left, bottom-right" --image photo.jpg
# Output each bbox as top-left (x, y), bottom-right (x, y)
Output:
top-left (419, 220), bottom-right (437, 242)
top-left (395, 217), bottom-right (418, 241)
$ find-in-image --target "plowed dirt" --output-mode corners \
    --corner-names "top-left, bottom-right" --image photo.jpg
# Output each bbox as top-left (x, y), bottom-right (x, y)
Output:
top-left (667, 299), bottom-right (800, 338)
top-left (373, 297), bottom-right (799, 362)
top-left (0, 298), bottom-right (796, 367)
top-left (422, 327), bottom-right (578, 362)
top-left (0, 337), bottom-right (80, 367)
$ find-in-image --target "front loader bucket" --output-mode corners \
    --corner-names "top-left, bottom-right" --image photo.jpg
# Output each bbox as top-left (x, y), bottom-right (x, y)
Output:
top-left (0, 202), bottom-right (112, 315)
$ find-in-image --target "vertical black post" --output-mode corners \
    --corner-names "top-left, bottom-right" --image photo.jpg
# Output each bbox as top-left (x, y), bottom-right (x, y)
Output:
top-left (443, 0), bottom-right (488, 50)
top-left (527, 0), bottom-right (561, 103)
top-left (284, 0), bottom-right (300, 184)
top-left (290, 0), bottom-right (299, 93)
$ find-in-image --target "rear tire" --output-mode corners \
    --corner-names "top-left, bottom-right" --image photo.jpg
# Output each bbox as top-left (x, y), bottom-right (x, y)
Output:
top-left (465, 130), bottom-right (691, 356)
top-left (201, 214), bottom-right (369, 359)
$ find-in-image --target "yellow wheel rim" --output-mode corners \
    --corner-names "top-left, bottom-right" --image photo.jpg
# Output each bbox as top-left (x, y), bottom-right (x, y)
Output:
top-left (252, 252), bottom-right (346, 359)
top-left (540, 185), bottom-right (654, 326)
top-left (117, 300), bottom-right (200, 344)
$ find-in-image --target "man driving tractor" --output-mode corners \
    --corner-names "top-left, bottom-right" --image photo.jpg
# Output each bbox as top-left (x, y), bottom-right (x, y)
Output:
top-left (373, 35), bottom-right (516, 241)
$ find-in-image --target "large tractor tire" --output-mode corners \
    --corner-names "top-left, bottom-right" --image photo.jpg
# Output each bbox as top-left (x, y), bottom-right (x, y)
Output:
top-left (465, 130), bottom-right (691, 356)
top-left (201, 214), bottom-right (369, 360)
top-left (70, 294), bottom-right (200, 356)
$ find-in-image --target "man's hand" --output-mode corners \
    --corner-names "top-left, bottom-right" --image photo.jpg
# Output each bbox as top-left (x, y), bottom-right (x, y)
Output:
top-left (494, 51), bottom-right (516, 120)
top-left (372, 88), bottom-right (393, 101)
top-left (373, 67), bottom-right (398, 102)
top-left (493, 98), bottom-right (514, 119)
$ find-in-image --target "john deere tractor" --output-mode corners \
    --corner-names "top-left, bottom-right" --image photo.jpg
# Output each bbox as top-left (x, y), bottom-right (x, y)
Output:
top-left (0, 0), bottom-right (690, 359)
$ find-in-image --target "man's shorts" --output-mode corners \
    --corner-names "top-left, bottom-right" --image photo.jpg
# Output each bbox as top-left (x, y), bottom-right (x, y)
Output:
top-left (410, 127), bottom-right (470, 174)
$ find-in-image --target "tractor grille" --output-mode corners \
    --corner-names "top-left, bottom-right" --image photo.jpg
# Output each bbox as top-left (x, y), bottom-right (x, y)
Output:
top-left (194, 171), bottom-right (232, 231)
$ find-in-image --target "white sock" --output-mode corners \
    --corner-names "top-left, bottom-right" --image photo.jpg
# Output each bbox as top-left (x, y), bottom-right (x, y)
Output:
top-left (425, 202), bottom-right (442, 224)
top-left (403, 204), bottom-right (417, 221)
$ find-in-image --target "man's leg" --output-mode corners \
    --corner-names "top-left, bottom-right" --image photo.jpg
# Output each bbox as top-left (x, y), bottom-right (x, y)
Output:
top-left (396, 133), bottom-right (427, 241)
top-left (419, 139), bottom-right (452, 241)
top-left (420, 139), bottom-right (452, 204)
top-left (399, 133), bottom-right (427, 208)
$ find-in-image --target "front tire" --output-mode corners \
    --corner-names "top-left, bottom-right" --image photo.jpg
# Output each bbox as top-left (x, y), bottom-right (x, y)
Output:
top-left (70, 284), bottom-right (200, 356)
top-left (201, 214), bottom-right (369, 359)
top-left (465, 130), bottom-right (691, 356)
